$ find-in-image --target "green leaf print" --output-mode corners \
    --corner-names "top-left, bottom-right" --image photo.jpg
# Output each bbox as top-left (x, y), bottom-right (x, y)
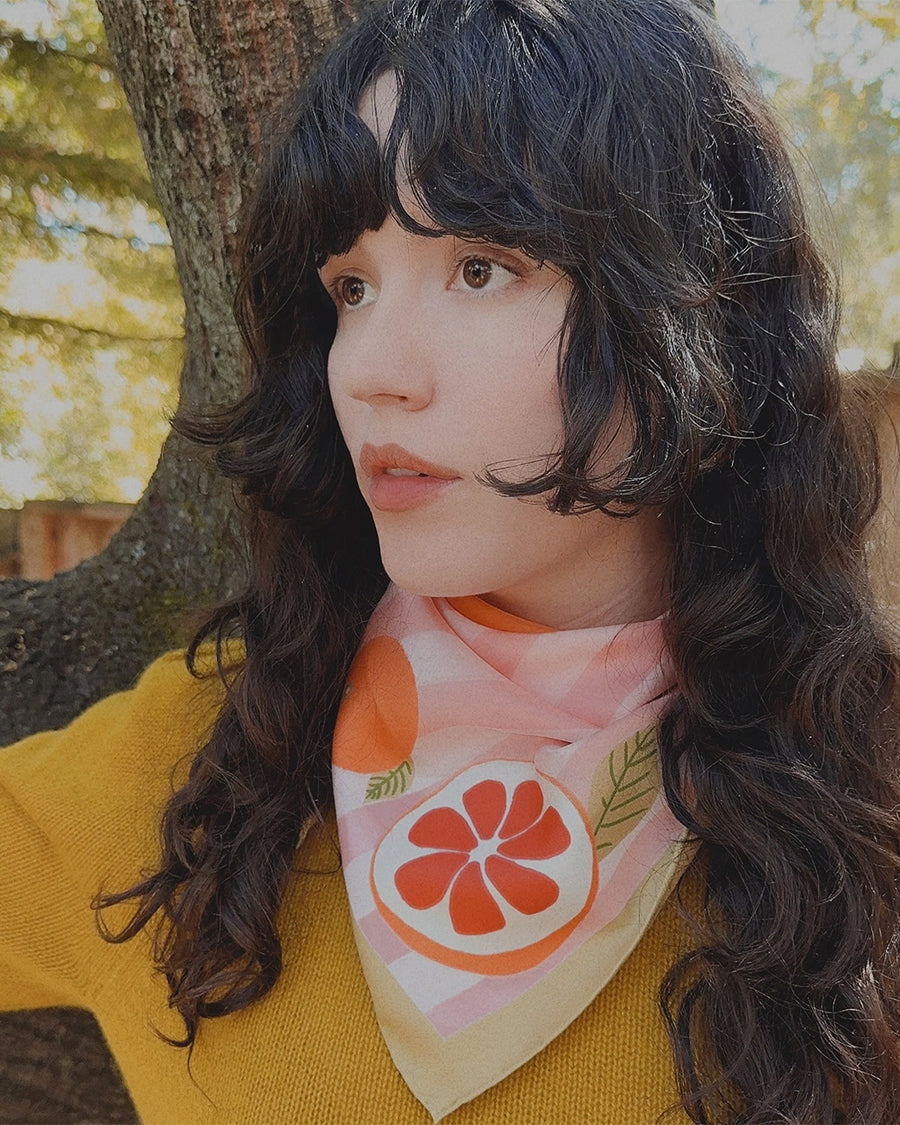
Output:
top-left (592, 728), bottom-right (659, 854)
top-left (365, 759), bottom-right (414, 802)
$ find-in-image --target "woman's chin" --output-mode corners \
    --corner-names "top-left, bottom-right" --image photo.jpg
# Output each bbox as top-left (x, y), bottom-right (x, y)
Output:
top-left (379, 554), bottom-right (494, 601)
top-left (383, 570), bottom-right (481, 599)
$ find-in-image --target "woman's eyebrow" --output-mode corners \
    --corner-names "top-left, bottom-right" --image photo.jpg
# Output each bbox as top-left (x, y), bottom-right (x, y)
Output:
top-left (447, 236), bottom-right (534, 260)
top-left (317, 246), bottom-right (366, 273)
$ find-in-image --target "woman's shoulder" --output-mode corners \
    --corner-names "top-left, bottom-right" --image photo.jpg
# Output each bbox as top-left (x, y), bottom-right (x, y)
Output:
top-left (3, 643), bottom-right (237, 772)
top-left (0, 644), bottom-right (242, 886)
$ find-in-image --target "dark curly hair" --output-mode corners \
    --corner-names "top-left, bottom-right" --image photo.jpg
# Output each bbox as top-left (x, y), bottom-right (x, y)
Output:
top-left (98, 1), bottom-right (900, 1120)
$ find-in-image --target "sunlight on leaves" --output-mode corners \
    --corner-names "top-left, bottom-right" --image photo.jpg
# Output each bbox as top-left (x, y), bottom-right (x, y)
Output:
top-left (0, 0), bottom-right (182, 506)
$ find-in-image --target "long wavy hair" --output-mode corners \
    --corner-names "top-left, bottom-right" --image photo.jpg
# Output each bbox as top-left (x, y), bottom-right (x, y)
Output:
top-left (98, 0), bottom-right (900, 1120)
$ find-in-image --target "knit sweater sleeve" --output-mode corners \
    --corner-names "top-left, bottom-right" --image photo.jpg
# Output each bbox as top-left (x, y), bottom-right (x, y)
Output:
top-left (0, 649), bottom-right (229, 1012)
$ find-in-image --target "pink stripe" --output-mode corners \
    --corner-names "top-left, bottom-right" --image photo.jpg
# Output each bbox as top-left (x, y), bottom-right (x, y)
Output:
top-left (443, 616), bottom-right (538, 680)
top-left (560, 647), bottom-right (670, 726)
top-left (586, 801), bottom-right (680, 929)
top-left (358, 909), bottom-right (410, 966)
top-left (336, 790), bottom-right (427, 864)
top-left (416, 680), bottom-right (592, 742)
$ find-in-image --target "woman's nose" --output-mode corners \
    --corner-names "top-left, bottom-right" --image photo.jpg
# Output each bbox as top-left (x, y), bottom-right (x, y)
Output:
top-left (330, 289), bottom-right (435, 412)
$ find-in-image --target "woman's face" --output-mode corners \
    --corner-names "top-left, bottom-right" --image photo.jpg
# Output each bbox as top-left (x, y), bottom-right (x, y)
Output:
top-left (321, 74), bottom-right (669, 629)
top-left (321, 212), bottom-right (669, 628)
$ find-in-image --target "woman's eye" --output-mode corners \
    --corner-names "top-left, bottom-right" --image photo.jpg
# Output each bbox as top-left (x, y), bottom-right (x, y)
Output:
top-left (333, 276), bottom-right (373, 309)
top-left (455, 256), bottom-right (518, 293)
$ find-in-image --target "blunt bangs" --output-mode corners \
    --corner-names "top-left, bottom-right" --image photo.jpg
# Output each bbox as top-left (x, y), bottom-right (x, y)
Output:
top-left (281, 0), bottom-right (632, 276)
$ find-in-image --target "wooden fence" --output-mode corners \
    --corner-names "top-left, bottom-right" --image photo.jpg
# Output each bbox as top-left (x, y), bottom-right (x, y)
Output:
top-left (0, 501), bottom-right (132, 580)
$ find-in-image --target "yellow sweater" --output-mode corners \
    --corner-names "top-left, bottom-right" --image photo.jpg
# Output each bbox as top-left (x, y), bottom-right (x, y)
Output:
top-left (1, 650), bottom-right (692, 1125)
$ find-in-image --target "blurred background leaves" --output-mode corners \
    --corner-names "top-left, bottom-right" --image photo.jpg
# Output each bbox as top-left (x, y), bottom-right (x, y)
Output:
top-left (0, 0), bottom-right (181, 507)
top-left (719, 0), bottom-right (900, 371)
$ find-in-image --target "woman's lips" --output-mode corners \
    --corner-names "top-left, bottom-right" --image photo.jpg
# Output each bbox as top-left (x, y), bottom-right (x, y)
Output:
top-left (359, 442), bottom-right (460, 513)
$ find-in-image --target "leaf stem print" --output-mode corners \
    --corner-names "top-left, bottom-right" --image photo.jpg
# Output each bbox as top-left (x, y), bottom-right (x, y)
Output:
top-left (365, 759), bottom-right (414, 802)
top-left (593, 728), bottom-right (658, 853)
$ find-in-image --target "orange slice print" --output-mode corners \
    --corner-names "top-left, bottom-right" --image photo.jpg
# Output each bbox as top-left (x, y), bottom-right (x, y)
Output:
top-left (371, 761), bottom-right (598, 975)
top-left (483, 855), bottom-right (560, 915)
top-left (332, 635), bottom-right (419, 773)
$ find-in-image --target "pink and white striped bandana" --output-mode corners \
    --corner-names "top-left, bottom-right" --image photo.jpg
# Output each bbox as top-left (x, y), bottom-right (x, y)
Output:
top-left (332, 584), bottom-right (689, 1121)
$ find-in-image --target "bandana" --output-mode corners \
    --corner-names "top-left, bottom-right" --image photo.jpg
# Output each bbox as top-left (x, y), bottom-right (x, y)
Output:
top-left (332, 584), bottom-right (689, 1122)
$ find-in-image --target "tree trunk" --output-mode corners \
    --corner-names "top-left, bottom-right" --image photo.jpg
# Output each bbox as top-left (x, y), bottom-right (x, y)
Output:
top-left (0, 2), bottom-right (367, 1121)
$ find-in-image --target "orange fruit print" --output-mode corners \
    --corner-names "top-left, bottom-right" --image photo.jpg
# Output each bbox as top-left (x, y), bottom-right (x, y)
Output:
top-left (332, 635), bottom-right (419, 773)
top-left (371, 762), bottom-right (599, 975)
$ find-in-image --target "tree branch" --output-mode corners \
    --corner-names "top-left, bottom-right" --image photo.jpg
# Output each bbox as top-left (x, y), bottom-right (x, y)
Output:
top-left (0, 202), bottom-right (171, 251)
top-left (0, 26), bottom-right (115, 69)
top-left (0, 305), bottom-right (183, 344)
top-left (0, 135), bottom-right (159, 208)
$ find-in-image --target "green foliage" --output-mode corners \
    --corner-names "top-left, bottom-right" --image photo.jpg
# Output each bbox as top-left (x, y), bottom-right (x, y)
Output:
top-left (801, 0), bottom-right (899, 39)
top-left (787, 1), bottom-right (899, 365)
top-left (786, 66), bottom-right (900, 364)
top-left (720, 0), bottom-right (900, 368)
top-left (0, 0), bottom-right (182, 506)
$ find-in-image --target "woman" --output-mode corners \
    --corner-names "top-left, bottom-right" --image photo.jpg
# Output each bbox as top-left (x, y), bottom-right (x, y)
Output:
top-left (3, 0), bottom-right (900, 1122)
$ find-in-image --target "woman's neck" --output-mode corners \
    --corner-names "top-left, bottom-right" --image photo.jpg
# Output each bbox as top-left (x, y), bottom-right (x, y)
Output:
top-left (478, 506), bottom-right (671, 630)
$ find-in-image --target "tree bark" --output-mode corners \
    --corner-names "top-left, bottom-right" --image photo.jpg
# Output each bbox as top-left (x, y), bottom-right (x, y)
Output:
top-left (0, 2), bottom-right (366, 1122)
